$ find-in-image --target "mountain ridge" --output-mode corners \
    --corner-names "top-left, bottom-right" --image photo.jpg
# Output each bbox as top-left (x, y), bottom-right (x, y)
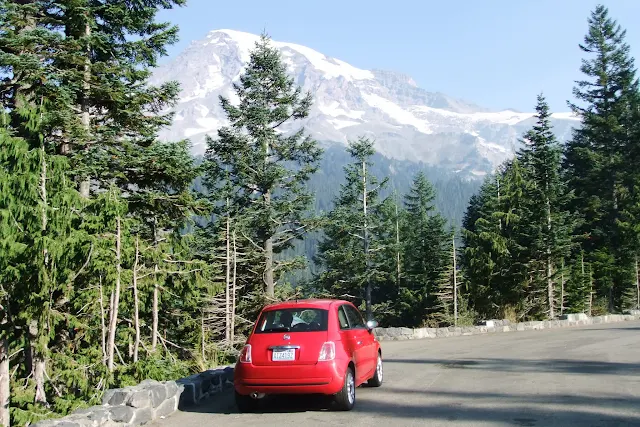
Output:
top-left (150, 29), bottom-right (580, 178)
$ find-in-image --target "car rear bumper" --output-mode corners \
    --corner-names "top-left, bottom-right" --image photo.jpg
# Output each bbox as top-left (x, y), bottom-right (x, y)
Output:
top-left (234, 359), bottom-right (347, 396)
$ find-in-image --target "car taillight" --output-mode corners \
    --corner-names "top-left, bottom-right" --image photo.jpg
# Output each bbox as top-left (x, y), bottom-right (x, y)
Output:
top-left (318, 341), bottom-right (335, 361)
top-left (239, 344), bottom-right (252, 363)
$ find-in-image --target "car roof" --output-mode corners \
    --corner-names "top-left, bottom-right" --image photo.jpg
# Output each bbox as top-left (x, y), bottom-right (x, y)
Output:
top-left (261, 298), bottom-right (352, 311)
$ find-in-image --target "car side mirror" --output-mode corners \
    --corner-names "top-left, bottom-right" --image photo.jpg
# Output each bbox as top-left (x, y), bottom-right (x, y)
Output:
top-left (366, 320), bottom-right (378, 331)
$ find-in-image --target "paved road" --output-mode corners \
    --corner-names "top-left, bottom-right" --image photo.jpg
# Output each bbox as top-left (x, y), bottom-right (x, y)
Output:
top-left (153, 321), bottom-right (640, 426)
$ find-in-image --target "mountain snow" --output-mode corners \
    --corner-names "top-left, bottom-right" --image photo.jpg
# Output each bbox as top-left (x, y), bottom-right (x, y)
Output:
top-left (150, 29), bottom-right (580, 178)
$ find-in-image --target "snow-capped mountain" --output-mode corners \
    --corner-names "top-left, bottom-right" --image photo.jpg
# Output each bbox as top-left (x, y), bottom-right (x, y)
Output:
top-left (150, 29), bottom-right (580, 178)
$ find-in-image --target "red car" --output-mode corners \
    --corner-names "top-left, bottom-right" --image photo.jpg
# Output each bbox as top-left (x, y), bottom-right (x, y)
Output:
top-left (234, 299), bottom-right (383, 411)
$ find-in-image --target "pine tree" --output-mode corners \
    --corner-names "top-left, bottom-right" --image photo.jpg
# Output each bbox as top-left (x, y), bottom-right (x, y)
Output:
top-left (0, 118), bottom-right (23, 427)
top-left (398, 172), bottom-right (450, 326)
top-left (45, 0), bottom-right (186, 194)
top-left (0, 0), bottom-right (75, 148)
top-left (374, 194), bottom-right (406, 321)
top-left (315, 137), bottom-right (391, 320)
top-left (494, 160), bottom-right (533, 319)
top-left (461, 176), bottom-right (502, 317)
top-left (461, 160), bottom-right (534, 320)
top-left (204, 33), bottom-right (322, 298)
top-left (433, 230), bottom-right (461, 326)
top-left (517, 94), bottom-right (573, 319)
top-left (0, 102), bottom-right (85, 423)
top-left (563, 4), bottom-right (640, 312)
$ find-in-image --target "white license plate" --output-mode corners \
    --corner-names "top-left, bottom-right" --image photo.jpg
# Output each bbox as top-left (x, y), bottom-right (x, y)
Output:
top-left (272, 348), bottom-right (295, 361)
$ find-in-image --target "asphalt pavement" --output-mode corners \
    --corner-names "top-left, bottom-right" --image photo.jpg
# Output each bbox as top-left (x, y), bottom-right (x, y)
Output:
top-left (152, 320), bottom-right (640, 426)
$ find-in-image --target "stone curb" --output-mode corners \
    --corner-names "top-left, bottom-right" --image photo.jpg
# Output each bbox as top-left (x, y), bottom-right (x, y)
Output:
top-left (31, 364), bottom-right (235, 427)
top-left (372, 313), bottom-right (640, 341)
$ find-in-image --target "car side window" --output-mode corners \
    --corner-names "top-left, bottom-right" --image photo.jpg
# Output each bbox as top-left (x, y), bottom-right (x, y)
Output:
top-left (344, 305), bottom-right (365, 329)
top-left (337, 306), bottom-right (350, 329)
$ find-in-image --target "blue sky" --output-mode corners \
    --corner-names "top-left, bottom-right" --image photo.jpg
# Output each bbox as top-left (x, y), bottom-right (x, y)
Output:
top-left (157, 0), bottom-right (640, 113)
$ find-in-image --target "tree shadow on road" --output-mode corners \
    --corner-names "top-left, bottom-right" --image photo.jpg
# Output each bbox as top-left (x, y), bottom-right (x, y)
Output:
top-left (350, 395), bottom-right (640, 426)
top-left (377, 387), bottom-right (640, 413)
top-left (175, 386), bottom-right (640, 426)
top-left (383, 357), bottom-right (640, 375)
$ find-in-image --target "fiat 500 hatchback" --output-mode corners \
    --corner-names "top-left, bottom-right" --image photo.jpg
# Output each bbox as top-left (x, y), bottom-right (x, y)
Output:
top-left (234, 299), bottom-right (383, 411)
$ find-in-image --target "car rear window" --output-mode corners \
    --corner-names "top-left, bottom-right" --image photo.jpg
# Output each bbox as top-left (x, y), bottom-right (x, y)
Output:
top-left (255, 308), bottom-right (329, 333)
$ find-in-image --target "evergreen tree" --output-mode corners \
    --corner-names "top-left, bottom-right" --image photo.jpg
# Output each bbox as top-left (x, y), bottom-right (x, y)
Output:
top-left (433, 230), bottom-right (463, 326)
top-left (462, 171), bottom-right (515, 319)
top-left (517, 94), bottom-right (573, 318)
top-left (563, 4), bottom-right (640, 312)
top-left (398, 172), bottom-right (450, 326)
top-left (374, 194), bottom-right (406, 321)
top-left (1, 2), bottom-right (206, 422)
top-left (565, 251), bottom-right (595, 313)
top-left (52, 0), bottom-right (185, 195)
top-left (461, 160), bottom-right (534, 320)
top-left (204, 33), bottom-right (322, 298)
top-left (461, 176), bottom-right (500, 317)
top-left (0, 0), bottom-right (73, 147)
top-left (315, 137), bottom-right (392, 320)
top-left (0, 103), bottom-right (85, 423)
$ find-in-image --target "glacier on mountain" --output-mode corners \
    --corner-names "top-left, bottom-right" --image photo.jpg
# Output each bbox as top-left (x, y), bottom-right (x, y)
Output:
top-left (150, 29), bottom-right (580, 178)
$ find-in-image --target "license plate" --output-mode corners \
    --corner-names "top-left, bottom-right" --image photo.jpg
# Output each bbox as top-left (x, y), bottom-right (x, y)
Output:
top-left (272, 348), bottom-right (295, 361)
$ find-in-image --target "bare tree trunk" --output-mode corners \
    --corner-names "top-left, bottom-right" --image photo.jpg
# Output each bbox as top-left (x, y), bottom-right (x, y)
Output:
top-left (152, 264), bottom-right (159, 352)
top-left (497, 177), bottom-right (502, 231)
top-left (0, 296), bottom-right (9, 427)
top-left (635, 256), bottom-right (639, 310)
top-left (0, 336), bottom-right (9, 427)
top-left (107, 216), bottom-right (122, 372)
top-left (588, 261), bottom-right (594, 317)
top-left (225, 203), bottom-right (231, 343)
top-left (265, 238), bottom-right (274, 297)
top-left (263, 132), bottom-right (275, 298)
top-left (581, 253), bottom-right (587, 313)
top-left (395, 199), bottom-right (401, 292)
top-left (453, 234), bottom-right (458, 327)
top-left (560, 259), bottom-right (565, 316)
top-left (132, 236), bottom-right (140, 363)
top-left (546, 196), bottom-right (555, 319)
top-left (231, 230), bottom-right (238, 344)
top-left (99, 275), bottom-right (107, 363)
top-left (151, 217), bottom-right (159, 352)
top-left (79, 20), bottom-right (92, 197)
top-left (547, 255), bottom-right (554, 319)
top-left (34, 143), bottom-right (47, 405)
top-left (362, 159), bottom-right (372, 321)
top-left (264, 188), bottom-right (274, 297)
top-left (201, 313), bottom-right (206, 363)
top-left (34, 356), bottom-right (46, 405)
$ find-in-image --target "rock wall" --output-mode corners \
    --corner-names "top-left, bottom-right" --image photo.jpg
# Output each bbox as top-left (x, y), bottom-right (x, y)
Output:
top-left (372, 313), bottom-right (640, 341)
top-left (31, 312), bottom-right (640, 426)
top-left (31, 366), bottom-right (234, 427)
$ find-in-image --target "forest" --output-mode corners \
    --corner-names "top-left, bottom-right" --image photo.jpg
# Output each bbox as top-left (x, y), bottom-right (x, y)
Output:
top-left (0, 1), bottom-right (639, 425)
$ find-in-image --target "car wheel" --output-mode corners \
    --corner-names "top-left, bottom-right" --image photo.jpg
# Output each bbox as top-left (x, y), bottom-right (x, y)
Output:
top-left (235, 391), bottom-right (259, 413)
top-left (334, 365), bottom-right (356, 411)
top-left (368, 353), bottom-right (383, 387)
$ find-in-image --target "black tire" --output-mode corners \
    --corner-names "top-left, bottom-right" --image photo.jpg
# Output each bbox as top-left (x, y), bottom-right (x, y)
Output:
top-left (235, 391), bottom-right (259, 413)
top-left (334, 365), bottom-right (356, 411)
top-left (367, 353), bottom-right (383, 387)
